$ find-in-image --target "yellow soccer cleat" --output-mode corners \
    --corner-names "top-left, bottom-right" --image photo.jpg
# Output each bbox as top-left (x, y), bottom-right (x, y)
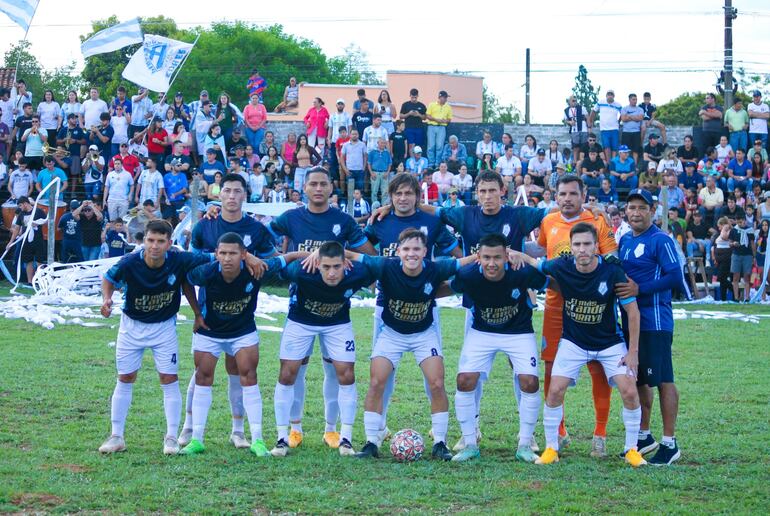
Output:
top-left (624, 448), bottom-right (647, 468)
top-left (323, 431), bottom-right (341, 449)
top-left (288, 429), bottom-right (304, 448)
top-left (535, 447), bottom-right (560, 465)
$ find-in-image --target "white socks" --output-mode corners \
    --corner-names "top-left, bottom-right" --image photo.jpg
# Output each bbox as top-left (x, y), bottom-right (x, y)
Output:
top-left (290, 364), bottom-right (308, 429)
top-left (181, 374), bottom-right (196, 431)
top-left (473, 380), bottom-right (484, 424)
top-left (454, 390), bottom-right (477, 447)
top-left (431, 412), bottom-right (449, 444)
top-left (380, 370), bottom-right (396, 430)
top-left (274, 382), bottom-right (294, 441)
top-left (191, 384), bottom-right (212, 442)
top-left (518, 390), bottom-right (541, 447)
top-left (543, 404), bottom-right (564, 451)
top-left (364, 411), bottom-right (382, 446)
top-left (622, 406), bottom-right (642, 452)
top-left (228, 374), bottom-right (244, 433)
top-left (242, 384), bottom-right (263, 441)
top-left (161, 381), bottom-right (181, 438)
top-left (322, 360), bottom-right (340, 432)
top-left (110, 381), bottom-right (133, 437)
top-left (338, 383), bottom-right (357, 443)
top-left (512, 371), bottom-right (522, 408)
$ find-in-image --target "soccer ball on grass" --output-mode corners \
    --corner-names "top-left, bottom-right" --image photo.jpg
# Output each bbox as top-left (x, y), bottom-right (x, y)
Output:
top-left (389, 429), bottom-right (424, 462)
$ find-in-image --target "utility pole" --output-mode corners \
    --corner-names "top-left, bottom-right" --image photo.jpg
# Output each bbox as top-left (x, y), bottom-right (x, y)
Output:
top-left (525, 48), bottom-right (531, 125)
top-left (723, 0), bottom-right (738, 108)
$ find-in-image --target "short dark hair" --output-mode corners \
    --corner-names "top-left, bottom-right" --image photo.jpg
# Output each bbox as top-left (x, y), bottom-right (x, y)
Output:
top-left (557, 174), bottom-right (585, 193)
top-left (388, 172), bottom-right (420, 198)
top-left (217, 232), bottom-right (245, 248)
top-left (478, 233), bottom-right (508, 251)
top-left (100, 112), bottom-right (110, 121)
top-left (145, 219), bottom-right (173, 238)
top-left (117, 86), bottom-right (126, 93)
top-left (409, 88), bottom-right (419, 96)
top-left (318, 241), bottom-right (344, 259)
top-left (398, 228), bottom-right (427, 246)
top-left (570, 222), bottom-right (597, 242)
top-left (357, 88), bottom-right (366, 96)
top-left (113, 218), bottom-right (125, 224)
top-left (476, 170), bottom-right (504, 189)
top-left (372, 113), bottom-right (381, 119)
top-left (305, 166), bottom-right (330, 180)
top-left (142, 199), bottom-right (155, 207)
top-left (221, 173), bottom-right (247, 190)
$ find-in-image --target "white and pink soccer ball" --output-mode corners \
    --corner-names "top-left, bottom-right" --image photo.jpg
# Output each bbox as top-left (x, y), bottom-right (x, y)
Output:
top-left (389, 429), bottom-right (424, 462)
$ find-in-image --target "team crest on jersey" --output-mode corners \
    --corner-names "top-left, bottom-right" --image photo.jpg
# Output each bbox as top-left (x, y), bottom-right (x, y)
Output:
top-left (419, 226), bottom-right (428, 235)
top-left (511, 288), bottom-right (520, 299)
top-left (424, 283), bottom-right (433, 295)
top-left (245, 283), bottom-right (254, 293)
top-left (634, 243), bottom-right (645, 258)
top-left (167, 273), bottom-right (176, 285)
top-left (502, 224), bottom-right (511, 237)
top-left (332, 224), bottom-right (341, 236)
top-left (243, 235), bottom-right (252, 248)
top-left (344, 289), bottom-right (353, 298)
top-left (598, 281), bottom-right (608, 295)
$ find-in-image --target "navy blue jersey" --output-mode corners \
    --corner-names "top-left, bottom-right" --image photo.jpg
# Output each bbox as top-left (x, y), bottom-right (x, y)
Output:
top-left (105, 250), bottom-right (211, 323)
top-left (364, 211), bottom-right (459, 257)
top-left (281, 261), bottom-right (377, 326)
top-left (270, 206), bottom-right (368, 252)
top-left (540, 256), bottom-right (634, 351)
top-left (619, 224), bottom-right (683, 333)
top-left (451, 264), bottom-right (548, 335)
top-left (187, 257), bottom-right (285, 338)
top-left (363, 255), bottom-right (458, 334)
top-left (439, 205), bottom-right (546, 255)
top-left (190, 214), bottom-right (275, 258)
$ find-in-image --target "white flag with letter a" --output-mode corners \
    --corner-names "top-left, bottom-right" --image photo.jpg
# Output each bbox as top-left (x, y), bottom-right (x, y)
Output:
top-left (121, 34), bottom-right (194, 92)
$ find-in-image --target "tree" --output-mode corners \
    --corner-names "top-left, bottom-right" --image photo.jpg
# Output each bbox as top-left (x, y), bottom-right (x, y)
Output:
top-left (482, 85), bottom-right (522, 124)
top-left (571, 65), bottom-right (600, 111)
top-left (3, 41), bottom-right (85, 102)
top-left (328, 44), bottom-right (380, 86)
top-left (656, 91), bottom-right (752, 126)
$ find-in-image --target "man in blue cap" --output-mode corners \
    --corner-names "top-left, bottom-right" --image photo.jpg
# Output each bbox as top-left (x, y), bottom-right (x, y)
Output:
top-left (609, 145), bottom-right (638, 191)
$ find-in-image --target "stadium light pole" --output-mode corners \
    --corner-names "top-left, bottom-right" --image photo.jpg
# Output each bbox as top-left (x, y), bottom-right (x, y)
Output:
top-left (723, 0), bottom-right (737, 108)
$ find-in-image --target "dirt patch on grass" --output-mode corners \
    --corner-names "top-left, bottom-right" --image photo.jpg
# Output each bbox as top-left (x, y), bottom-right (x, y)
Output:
top-left (44, 463), bottom-right (92, 473)
top-left (11, 493), bottom-right (64, 509)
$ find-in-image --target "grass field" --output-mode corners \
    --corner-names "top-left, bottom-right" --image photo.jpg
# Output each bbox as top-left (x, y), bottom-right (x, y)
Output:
top-left (1, 294), bottom-right (769, 514)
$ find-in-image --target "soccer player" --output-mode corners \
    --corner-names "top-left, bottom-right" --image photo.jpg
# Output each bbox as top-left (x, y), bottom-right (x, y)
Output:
top-left (98, 220), bottom-right (213, 455)
top-left (270, 241), bottom-right (378, 457)
top-left (617, 189), bottom-right (684, 465)
top-left (538, 175), bottom-right (618, 457)
top-left (180, 232), bottom-right (304, 457)
top-left (269, 166), bottom-right (376, 449)
top-left (449, 234), bottom-right (547, 463)
top-left (511, 223), bottom-right (646, 467)
top-left (179, 173), bottom-right (277, 450)
top-left (351, 229), bottom-right (472, 460)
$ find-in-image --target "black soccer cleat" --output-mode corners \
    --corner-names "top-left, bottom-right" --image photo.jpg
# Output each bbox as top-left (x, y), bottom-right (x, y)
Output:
top-left (431, 441), bottom-right (453, 461)
top-left (648, 440), bottom-right (681, 466)
top-left (638, 434), bottom-right (659, 455)
top-left (354, 441), bottom-right (379, 459)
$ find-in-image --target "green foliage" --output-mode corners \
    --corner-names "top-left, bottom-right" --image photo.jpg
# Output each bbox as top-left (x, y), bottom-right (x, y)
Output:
top-left (482, 84), bottom-right (522, 124)
top-left (735, 67), bottom-right (770, 96)
top-left (327, 44), bottom-right (380, 86)
top-left (656, 91), bottom-right (753, 126)
top-left (571, 65), bottom-right (600, 111)
top-left (2, 41), bottom-right (85, 102)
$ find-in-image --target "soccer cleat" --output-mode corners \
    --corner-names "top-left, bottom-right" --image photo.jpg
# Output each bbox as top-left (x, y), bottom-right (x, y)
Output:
top-left (250, 439), bottom-right (269, 457)
top-left (638, 434), bottom-right (660, 455)
top-left (98, 435), bottom-right (126, 454)
top-left (452, 428), bottom-right (483, 452)
top-left (163, 436), bottom-right (180, 455)
top-left (648, 441), bottom-right (681, 466)
top-left (179, 438), bottom-right (205, 455)
top-left (178, 428), bottom-right (193, 447)
top-left (338, 438), bottom-right (355, 456)
top-left (323, 431), bottom-right (341, 449)
top-left (431, 441), bottom-right (453, 461)
top-left (535, 447), bottom-right (560, 465)
top-left (451, 445), bottom-right (480, 462)
top-left (271, 439), bottom-right (289, 457)
top-left (354, 441), bottom-right (379, 459)
top-left (377, 427), bottom-right (392, 443)
top-left (624, 448), bottom-right (647, 468)
top-left (229, 432), bottom-right (250, 449)
top-left (515, 445), bottom-right (538, 463)
top-left (288, 429), bottom-right (303, 448)
top-left (590, 435), bottom-right (608, 458)
top-left (558, 432), bottom-right (571, 450)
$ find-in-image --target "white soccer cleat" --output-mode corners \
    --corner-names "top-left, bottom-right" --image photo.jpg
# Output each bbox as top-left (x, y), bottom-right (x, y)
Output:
top-left (376, 427), bottom-right (391, 443)
top-left (229, 432), bottom-right (250, 449)
top-left (452, 428), bottom-right (483, 452)
top-left (163, 436), bottom-right (180, 455)
top-left (178, 428), bottom-right (193, 447)
top-left (98, 435), bottom-right (126, 454)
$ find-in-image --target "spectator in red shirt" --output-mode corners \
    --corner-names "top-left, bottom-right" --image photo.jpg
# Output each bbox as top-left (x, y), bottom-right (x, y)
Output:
top-left (109, 143), bottom-right (141, 177)
top-left (303, 97), bottom-right (330, 152)
top-left (421, 171), bottom-right (439, 205)
top-left (146, 117), bottom-right (168, 164)
top-left (243, 93), bottom-right (268, 153)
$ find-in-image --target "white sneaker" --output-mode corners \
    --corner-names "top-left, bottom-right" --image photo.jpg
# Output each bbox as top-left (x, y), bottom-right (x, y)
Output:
top-left (376, 427), bottom-right (391, 443)
top-left (163, 435), bottom-right (179, 455)
top-left (590, 435), bottom-right (607, 458)
top-left (230, 432), bottom-right (250, 449)
top-left (452, 428), bottom-right (483, 452)
top-left (178, 428), bottom-right (193, 447)
top-left (98, 435), bottom-right (126, 454)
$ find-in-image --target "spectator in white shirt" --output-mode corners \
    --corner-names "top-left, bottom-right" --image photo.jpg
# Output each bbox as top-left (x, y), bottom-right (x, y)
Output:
top-left (495, 144), bottom-right (523, 188)
top-left (80, 88), bottom-right (109, 130)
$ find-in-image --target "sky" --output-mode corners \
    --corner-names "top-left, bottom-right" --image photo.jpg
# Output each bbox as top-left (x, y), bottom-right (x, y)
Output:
top-left (2, 0), bottom-right (770, 123)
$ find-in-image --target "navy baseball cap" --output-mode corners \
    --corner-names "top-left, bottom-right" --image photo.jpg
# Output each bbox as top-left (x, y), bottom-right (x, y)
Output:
top-left (618, 144), bottom-right (630, 153)
top-left (627, 188), bottom-right (654, 206)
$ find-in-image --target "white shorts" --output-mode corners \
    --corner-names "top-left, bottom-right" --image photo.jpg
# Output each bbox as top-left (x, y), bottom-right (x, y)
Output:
top-left (551, 339), bottom-right (630, 387)
top-left (192, 331), bottom-right (259, 358)
top-left (280, 320), bottom-right (356, 363)
top-left (458, 328), bottom-right (539, 380)
top-left (372, 323), bottom-right (442, 369)
top-left (373, 304), bottom-right (442, 347)
top-left (116, 314), bottom-right (178, 375)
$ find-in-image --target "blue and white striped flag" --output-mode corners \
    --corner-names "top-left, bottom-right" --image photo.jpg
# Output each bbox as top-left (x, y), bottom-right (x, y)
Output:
top-left (81, 18), bottom-right (144, 59)
top-left (0, 0), bottom-right (39, 31)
